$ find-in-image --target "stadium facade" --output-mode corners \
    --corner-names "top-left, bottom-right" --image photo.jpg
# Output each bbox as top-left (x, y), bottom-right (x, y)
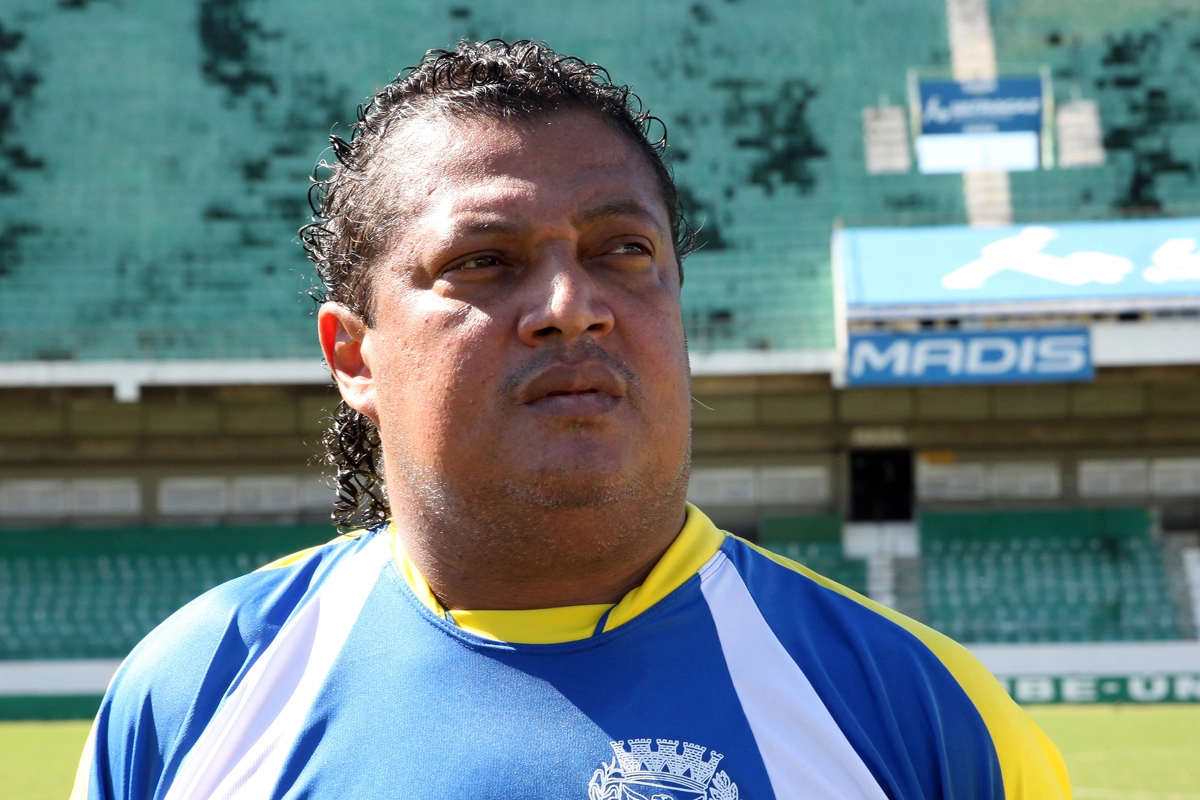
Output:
top-left (2, 0), bottom-right (1200, 713)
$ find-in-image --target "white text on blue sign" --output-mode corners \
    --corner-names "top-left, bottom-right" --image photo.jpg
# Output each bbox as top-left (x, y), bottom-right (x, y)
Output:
top-left (846, 329), bottom-right (1093, 386)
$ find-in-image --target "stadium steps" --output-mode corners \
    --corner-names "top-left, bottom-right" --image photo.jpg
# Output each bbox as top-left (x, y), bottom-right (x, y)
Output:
top-left (892, 556), bottom-right (928, 623)
top-left (1162, 532), bottom-right (1200, 639)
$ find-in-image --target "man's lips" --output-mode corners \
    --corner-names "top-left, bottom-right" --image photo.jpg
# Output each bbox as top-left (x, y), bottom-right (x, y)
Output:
top-left (517, 362), bottom-right (627, 417)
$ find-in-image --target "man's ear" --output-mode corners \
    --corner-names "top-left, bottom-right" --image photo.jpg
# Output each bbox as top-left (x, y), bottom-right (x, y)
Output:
top-left (318, 302), bottom-right (378, 424)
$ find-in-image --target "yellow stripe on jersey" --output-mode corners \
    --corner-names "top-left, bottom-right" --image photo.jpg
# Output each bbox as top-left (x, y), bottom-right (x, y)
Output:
top-left (256, 532), bottom-right (362, 572)
top-left (449, 605), bottom-right (613, 643)
top-left (385, 504), bottom-right (725, 644)
top-left (387, 529), bottom-right (615, 641)
top-left (386, 521), bottom-right (448, 621)
top-left (603, 503), bottom-right (725, 632)
top-left (742, 538), bottom-right (1071, 800)
top-left (1029, 715), bottom-right (1072, 797)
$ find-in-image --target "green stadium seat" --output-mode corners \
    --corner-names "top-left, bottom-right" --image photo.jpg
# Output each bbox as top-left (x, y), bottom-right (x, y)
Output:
top-left (0, 525), bottom-right (332, 660)
top-left (921, 509), bottom-right (1183, 644)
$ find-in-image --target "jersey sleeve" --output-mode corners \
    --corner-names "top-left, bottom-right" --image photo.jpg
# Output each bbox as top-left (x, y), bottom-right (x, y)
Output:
top-left (741, 538), bottom-right (1072, 800)
top-left (69, 541), bottom-right (346, 800)
top-left (70, 589), bottom-right (258, 799)
top-left (888, 607), bottom-right (1072, 799)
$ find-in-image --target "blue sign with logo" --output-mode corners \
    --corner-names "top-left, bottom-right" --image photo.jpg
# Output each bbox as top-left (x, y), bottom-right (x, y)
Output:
top-left (845, 329), bottom-right (1092, 387)
top-left (918, 77), bottom-right (1043, 134)
top-left (837, 217), bottom-right (1200, 314)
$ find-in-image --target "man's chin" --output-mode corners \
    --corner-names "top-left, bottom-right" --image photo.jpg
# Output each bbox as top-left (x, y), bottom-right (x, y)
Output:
top-left (500, 471), bottom-right (640, 510)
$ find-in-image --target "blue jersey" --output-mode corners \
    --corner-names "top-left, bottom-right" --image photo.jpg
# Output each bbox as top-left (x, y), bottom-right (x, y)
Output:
top-left (72, 505), bottom-right (1070, 800)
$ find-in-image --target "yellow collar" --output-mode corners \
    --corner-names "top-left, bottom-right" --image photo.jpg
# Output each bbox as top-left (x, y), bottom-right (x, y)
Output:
top-left (387, 503), bottom-right (726, 644)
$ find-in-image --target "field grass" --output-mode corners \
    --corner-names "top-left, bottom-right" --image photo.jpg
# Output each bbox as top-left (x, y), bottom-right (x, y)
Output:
top-left (1028, 704), bottom-right (1200, 799)
top-left (0, 719), bottom-right (90, 800)
top-left (0, 706), bottom-right (1197, 799)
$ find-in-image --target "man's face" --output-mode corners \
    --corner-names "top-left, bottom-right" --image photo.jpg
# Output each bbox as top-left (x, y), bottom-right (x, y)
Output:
top-left (323, 110), bottom-right (691, 517)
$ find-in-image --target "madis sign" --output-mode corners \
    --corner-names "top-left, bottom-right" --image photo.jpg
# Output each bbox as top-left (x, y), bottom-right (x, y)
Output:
top-left (845, 329), bottom-right (1092, 387)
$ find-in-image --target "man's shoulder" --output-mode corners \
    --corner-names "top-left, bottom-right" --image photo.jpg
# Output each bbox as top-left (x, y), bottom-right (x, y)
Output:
top-left (718, 535), bottom-right (1070, 800)
top-left (75, 533), bottom-right (378, 799)
top-left (115, 533), bottom-right (367, 691)
top-left (721, 534), bottom-right (966, 655)
top-left (102, 534), bottom-right (370, 737)
top-left (721, 533), bottom-right (1019, 713)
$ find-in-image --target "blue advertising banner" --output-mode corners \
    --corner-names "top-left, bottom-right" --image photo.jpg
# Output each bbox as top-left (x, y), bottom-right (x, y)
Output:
top-left (837, 217), bottom-right (1200, 314)
top-left (918, 77), bottom-right (1043, 134)
top-left (845, 329), bottom-right (1092, 387)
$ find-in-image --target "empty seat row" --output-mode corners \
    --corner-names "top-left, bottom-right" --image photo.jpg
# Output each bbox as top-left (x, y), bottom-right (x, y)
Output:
top-left (923, 530), bottom-right (1181, 643)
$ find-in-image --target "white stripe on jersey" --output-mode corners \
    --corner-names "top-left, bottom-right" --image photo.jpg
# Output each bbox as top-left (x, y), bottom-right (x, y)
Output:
top-left (164, 536), bottom-right (390, 800)
top-left (700, 552), bottom-right (889, 800)
top-left (69, 715), bottom-right (100, 800)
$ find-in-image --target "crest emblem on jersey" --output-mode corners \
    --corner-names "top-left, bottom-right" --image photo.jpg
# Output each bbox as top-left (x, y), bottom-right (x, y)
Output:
top-left (588, 739), bottom-right (738, 800)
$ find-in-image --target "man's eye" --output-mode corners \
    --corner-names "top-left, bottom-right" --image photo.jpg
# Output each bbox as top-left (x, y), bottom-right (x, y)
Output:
top-left (612, 243), bottom-right (649, 255)
top-left (454, 255), bottom-right (501, 271)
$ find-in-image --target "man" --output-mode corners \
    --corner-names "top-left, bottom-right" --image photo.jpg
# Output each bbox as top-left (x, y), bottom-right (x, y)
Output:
top-left (74, 40), bottom-right (1070, 799)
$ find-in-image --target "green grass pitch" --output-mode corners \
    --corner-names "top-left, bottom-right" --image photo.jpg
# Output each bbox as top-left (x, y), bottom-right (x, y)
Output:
top-left (1028, 704), bottom-right (1200, 798)
top-left (0, 719), bottom-right (90, 800)
top-left (0, 706), bottom-right (1197, 799)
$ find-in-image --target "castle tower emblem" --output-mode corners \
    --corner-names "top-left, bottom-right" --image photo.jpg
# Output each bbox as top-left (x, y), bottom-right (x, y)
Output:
top-left (588, 739), bottom-right (739, 800)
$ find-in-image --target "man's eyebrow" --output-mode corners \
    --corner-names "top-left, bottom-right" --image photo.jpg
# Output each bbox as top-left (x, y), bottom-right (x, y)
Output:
top-left (576, 200), bottom-right (667, 234)
top-left (448, 218), bottom-right (527, 238)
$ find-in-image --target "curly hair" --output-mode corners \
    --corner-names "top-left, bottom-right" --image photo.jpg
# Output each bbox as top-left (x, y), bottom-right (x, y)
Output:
top-left (301, 39), bottom-right (692, 532)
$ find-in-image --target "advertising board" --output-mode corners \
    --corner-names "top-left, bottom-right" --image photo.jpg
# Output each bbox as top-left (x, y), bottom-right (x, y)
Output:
top-left (1000, 674), bottom-right (1200, 704)
top-left (845, 329), bottom-right (1092, 387)
top-left (913, 76), bottom-right (1045, 173)
top-left (917, 77), bottom-right (1044, 134)
top-left (837, 217), bottom-right (1200, 318)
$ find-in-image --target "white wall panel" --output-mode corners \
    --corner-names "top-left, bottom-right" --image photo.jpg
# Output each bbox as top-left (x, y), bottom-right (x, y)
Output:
top-left (917, 462), bottom-right (988, 500)
top-left (158, 477), bottom-right (228, 515)
top-left (0, 480), bottom-right (68, 518)
top-left (1078, 459), bottom-right (1149, 497)
top-left (1151, 458), bottom-right (1200, 496)
top-left (231, 476), bottom-right (299, 513)
top-left (989, 462), bottom-right (1061, 499)
top-left (69, 478), bottom-right (141, 515)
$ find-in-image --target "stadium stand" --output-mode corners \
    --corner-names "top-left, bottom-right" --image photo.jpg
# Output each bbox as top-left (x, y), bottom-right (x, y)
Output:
top-left (922, 508), bottom-right (1184, 643)
top-left (0, 0), bottom-right (964, 360)
top-left (992, 0), bottom-right (1200, 221)
top-left (0, 510), bottom-right (1182, 660)
top-left (762, 508), bottom-right (1187, 646)
top-left (2, 2), bottom-right (1200, 359)
top-left (3, 0), bottom-right (1200, 717)
top-left (0, 526), bottom-right (331, 660)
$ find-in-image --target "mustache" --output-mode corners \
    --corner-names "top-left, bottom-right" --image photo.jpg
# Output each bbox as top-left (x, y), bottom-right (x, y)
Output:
top-left (498, 338), bottom-right (639, 399)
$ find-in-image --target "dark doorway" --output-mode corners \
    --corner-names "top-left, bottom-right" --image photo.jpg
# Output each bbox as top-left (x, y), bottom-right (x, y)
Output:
top-left (849, 449), bottom-right (913, 522)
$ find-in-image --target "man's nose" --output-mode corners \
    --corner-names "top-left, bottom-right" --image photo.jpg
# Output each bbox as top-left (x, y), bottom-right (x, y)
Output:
top-left (517, 251), bottom-right (615, 346)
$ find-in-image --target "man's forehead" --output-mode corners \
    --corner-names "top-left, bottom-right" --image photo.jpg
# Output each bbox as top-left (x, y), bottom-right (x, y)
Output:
top-left (381, 112), bottom-right (670, 232)
top-left (396, 108), bottom-right (632, 159)
top-left (425, 193), bottom-right (670, 244)
top-left (377, 112), bottom-right (596, 175)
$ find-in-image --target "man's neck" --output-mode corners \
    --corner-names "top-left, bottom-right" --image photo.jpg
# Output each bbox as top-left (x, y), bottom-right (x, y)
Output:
top-left (389, 495), bottom-right (688, 610)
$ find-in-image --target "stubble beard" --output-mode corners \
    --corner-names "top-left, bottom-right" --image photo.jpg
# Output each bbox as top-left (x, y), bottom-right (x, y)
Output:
top-left (386, 430), bottom-right (693, 586)
top-left (387, 336), bottom-right (694, 584)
